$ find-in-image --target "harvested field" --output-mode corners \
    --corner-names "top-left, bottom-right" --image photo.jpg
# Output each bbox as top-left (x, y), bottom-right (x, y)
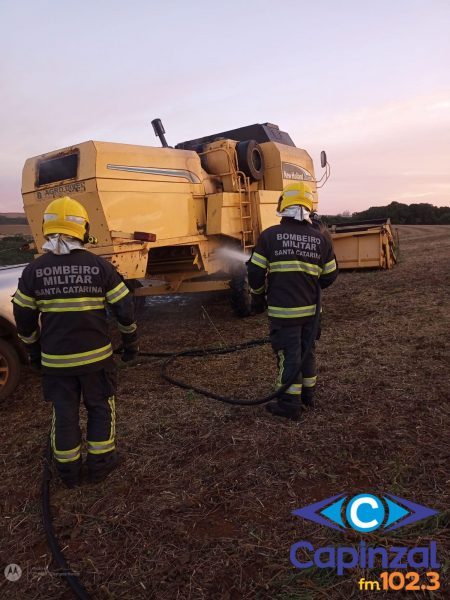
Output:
top-left (1, 225), bottom-right (449, 599)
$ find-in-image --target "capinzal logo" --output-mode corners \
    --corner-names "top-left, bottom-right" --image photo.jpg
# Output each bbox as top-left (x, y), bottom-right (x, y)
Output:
top-left (293, 493), bottom-right (437, 533)
top-left (290, 493), bottom-right (440, 576)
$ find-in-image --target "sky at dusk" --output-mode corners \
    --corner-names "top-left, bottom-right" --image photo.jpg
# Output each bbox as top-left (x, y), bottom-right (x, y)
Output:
top-left (1, 0), bottom-right (449, 214)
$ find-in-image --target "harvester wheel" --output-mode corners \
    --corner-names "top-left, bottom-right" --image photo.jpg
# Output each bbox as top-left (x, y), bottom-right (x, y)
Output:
top-left (0, 338), bottom-right (21, 401)
top-left (229, 271), bottom-right (252, 318)
top-left (236, 140), bottom-right (264, 181)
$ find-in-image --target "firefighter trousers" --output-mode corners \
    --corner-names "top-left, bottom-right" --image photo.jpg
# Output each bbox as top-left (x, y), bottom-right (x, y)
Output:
top-left (269, 321), bottom-right (317, 408)
top-left (42, 367), bottom-right (117, 482)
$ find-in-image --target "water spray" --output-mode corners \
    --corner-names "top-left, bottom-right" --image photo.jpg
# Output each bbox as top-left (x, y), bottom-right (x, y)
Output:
top-left (215, 247), bottom-right (250, 264)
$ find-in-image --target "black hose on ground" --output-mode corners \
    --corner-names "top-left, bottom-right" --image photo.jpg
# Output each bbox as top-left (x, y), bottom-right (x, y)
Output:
top-left (134, 288), bottom-right (322, 406)
top-left (42, 435), bottom-right (92, 600)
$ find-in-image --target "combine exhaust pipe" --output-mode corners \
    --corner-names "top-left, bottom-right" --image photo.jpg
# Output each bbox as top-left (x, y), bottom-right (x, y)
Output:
top-left (151, 118), bottom-right (169, 148)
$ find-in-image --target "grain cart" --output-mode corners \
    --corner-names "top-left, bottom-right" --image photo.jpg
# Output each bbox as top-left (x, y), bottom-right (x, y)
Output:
top-left (329, 218), bottom-right (398, 269)
top-left (22, 122), bottom-right (328, 313)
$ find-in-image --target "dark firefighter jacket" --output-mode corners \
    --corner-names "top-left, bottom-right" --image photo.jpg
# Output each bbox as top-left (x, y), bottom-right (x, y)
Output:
top-left (247, 217), bottom-right (338, 326)
top-left (13, 249), bottom-right (136, 374)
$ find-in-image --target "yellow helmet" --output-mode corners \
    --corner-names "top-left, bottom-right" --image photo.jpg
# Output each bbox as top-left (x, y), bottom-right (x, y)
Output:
top-left (42, 197), bottom-right (89, 241)
top-left (277, 182), bottom-right (314, 213)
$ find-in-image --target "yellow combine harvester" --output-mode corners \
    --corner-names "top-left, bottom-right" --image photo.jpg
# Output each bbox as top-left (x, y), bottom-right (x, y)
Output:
top-left (21, 121), bottom-right (395, 313)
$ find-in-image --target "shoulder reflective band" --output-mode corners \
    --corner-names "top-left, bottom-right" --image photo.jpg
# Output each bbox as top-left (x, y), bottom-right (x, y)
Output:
top-left (250, 285), bottom-right (265, 295)
top-left (36, 297), bottom-right (105, 312)
top-left (42, 343), bottom-right (113, 368)
top-left (106, 282), bottom-right (129, 304)
top-left (250, 252), bottom-right (269, 269)
top-left (118, 321), bottom-right (137, 334)
top-left (322, 258), bottom-right (337, 274)
top-left (268, 304), bottom-right (316, 318)
top-left (18, 330), bottom-right (40, 344)
top-left (303, 376), bottom-right (317, 388)
top-left (13, 289), bottom-right (37, 310)
top-left (269, 260), bottom-right (321, 276)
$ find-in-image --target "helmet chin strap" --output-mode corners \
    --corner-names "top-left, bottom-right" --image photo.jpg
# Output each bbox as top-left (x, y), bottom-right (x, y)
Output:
top-left (276, 205), bottom-right (312, 224)
top-left (42, 234), bottom-right (84, 255)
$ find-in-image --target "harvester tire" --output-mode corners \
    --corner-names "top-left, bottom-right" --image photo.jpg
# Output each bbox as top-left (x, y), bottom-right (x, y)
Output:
top-left (236, 140), bottom-right (264, 181)
top-left (0, 338), bottom-right (21, 401)
top-left (229, 271), bottom-right (252, 318)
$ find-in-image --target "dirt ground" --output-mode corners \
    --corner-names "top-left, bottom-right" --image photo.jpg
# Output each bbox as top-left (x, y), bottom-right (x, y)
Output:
top-left (1, 225), bottom-right (449, 599)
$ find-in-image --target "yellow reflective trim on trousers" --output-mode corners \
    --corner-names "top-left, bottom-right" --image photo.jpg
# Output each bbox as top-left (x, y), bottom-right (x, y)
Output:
top-left (41, 343), bottom-right (113, 368)
top-left (87, 442), bottom-right (115, 455)
top-left (13, 290), bottom-right (37, 310)
top-left (303, 376), bottom-right (317, 388)
top-left (118, 321), bottom-right (137, 334)
top-left (51, 409), bottom-right (81, 462)
top-left (55, 454), bottom-right (81, 463)
top-left (268, 304), bottom-right (316, 318)
top-left (88, 447), bottom-right (115, 455)
top-left (269, 260), bottom-right (321, 276)
top-left (250, 252), bottom-right (268, 269)
top-left (87, 397), bottom-right (115, 455)
top-left (275, 350), bottom-right (285, 388)
top-left (322, 259), bottom-right (337, 274)
top-left (285, 383), bottom-right (302, 395)
top-left (106, 282), bottom-right (129, 304)
top-left (55, 445), bottom-right (82, 455)
top-left (250, 285), bottom-right (265, 294)
top-left (108, 396), bottom-right (116, 440)
top-left (54, 445), bottom-right (81, 461)
top-left (18, 329), bottom-right (40, 344)
top-left (51, 408), bottom-right (55, 455)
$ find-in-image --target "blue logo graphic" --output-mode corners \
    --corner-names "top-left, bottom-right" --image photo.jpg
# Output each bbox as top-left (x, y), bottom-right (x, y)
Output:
top-left (293, 493), bottom-right (437, 533)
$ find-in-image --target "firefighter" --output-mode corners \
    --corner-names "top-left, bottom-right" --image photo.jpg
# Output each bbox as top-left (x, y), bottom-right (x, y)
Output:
top-left (247, 182), bottom-right (338, 420)
top-left (13, 197), bottom-right (138, 487)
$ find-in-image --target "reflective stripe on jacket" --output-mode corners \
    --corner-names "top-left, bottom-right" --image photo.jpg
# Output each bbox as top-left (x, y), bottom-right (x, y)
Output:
top-left (13, 249), bottom-right (136, 374)
top-left (247, 218), bottom-right (338, 326)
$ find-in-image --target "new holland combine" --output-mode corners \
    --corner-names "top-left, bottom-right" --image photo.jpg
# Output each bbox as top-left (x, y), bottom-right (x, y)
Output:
top-left (21, 120), bottom-right (397, 304)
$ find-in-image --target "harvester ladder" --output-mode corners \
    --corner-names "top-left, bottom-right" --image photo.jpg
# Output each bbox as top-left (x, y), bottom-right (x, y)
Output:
top-left (237, 173), bottom-right (255, 252)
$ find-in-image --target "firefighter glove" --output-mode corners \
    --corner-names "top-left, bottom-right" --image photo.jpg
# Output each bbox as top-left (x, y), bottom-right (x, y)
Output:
top-left (28, 342), bottom-right (42, 374)
top-left (121, 342), bottom-right (139, 363)
top-left (251, 293), bottom-right (267, 315)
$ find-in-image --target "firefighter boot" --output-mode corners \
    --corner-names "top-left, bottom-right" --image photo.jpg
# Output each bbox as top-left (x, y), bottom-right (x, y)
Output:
top-left (56, 458), bottom-right (82, 489)
top-left (265, 398), bottom-right (301, 421)
top-left (301, 388), bottom-right (316, 408)
top-left (88, 452), bottom-right (119, 484)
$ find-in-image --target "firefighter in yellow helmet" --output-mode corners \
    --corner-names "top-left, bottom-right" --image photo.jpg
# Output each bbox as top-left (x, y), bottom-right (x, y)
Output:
top-left (247, 182), bottom-right (338, 420)
top-left (13, 197), bottom-right (138, 487)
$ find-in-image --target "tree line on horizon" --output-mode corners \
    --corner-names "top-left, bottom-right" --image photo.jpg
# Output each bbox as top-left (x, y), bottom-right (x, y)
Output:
top-left (324, 201), bottom-right (450, 225)
top-left (2, 200), bottom-right (450, 226)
